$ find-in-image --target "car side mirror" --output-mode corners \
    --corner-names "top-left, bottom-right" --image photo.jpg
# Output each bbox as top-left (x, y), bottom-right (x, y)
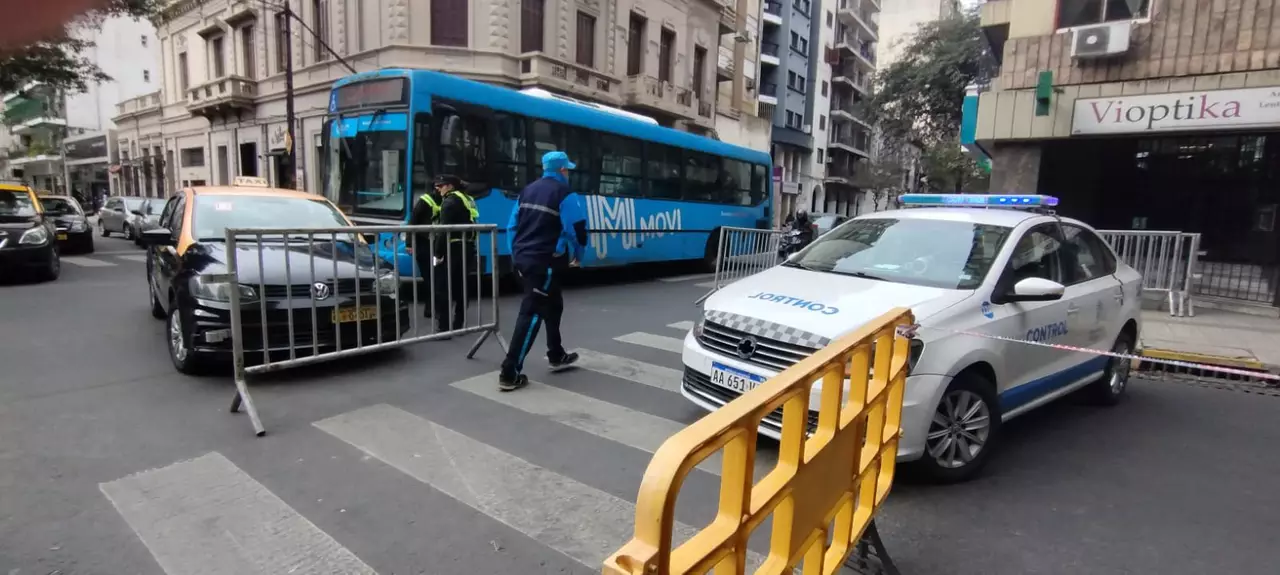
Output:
top-left (139, 228), bottom-right (175, 247)
top-left (1005, 277), bottom-right (1065, 303)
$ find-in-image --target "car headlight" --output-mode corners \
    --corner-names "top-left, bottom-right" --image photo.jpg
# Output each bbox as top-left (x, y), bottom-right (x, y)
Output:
top-left (692, 318), bottom-right (705, 339)
top-left (376, 271), bottom-right (399, 298)
top-left (190, 276), bottom-right (259, 302)
top-left (69, 219), bottom-right (87, 232)
top-left (18, 226), bottom-right (49, 245)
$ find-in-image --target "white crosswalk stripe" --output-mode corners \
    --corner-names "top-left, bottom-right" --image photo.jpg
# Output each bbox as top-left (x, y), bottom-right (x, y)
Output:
top-left (61, 256), bottom-right (116, 267)
top-left (614, 331), bottom-right (685, 353)
top-left (115, 254), bottom-right (149, 263)
top-left (576, 348), bottom-right (683, 392)
top-left (667, 320), bottom-right (694, 331)
top-left (100, 452), bottom-right (376, 575)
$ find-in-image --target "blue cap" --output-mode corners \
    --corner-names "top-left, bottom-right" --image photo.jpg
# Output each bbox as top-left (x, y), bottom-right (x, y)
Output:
top-left (541, 151), bottom-right (577, 172)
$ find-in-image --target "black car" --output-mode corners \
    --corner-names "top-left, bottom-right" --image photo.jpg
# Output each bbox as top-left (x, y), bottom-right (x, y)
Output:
top-left (38, 195), bottom-right (95, 253)
top-left (140, 184), bottom-right (411, 374)
top-left (0, 185), bottom-right (60, 282)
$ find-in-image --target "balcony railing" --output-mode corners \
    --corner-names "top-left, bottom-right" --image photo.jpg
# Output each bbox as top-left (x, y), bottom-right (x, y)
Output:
top-left (831, 65), bottom-right (868, 92)
top-left (761, 41), bottom-right (780, 58)
top-left (718, 0), bottom-right (737, 33)
top-left (760, 82), bottom-right (778, 98)
top-left (518, 52), bottom-right (621, 105)
top-left (764, 0), bottom-right (783, 17)
top-left (115, 91), bottom-right (162, 118)
top-left (837, 0), bottom-right (879, 39)
top-left (622, 75), bottom-right (696, 119)
top-left (187, 76), bottom-right (256, 117)
top-left (829, 131), bottom-right (871, 155)
top-left (717, 45), bottom-right (735, 79)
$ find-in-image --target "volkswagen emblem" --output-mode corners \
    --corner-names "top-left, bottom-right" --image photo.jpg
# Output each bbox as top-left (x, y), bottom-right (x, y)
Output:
top-left (735, 336), bottom-right (759, 360)
top-left (311, 282), bottom-right (331, 300)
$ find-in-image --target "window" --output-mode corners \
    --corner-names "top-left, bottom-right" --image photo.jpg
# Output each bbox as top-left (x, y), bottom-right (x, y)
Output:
top-left (241, 25), bottom-right (256, 78)
top-left (821, 80), bottom-right (828, 97)
top-left (274, 12), bottom-right (289, 73)
top-left (313, 0), bottom-right (329, 62)
top-left (576, 12), bottom-right (596, 68)
top-left (789, 31), bottom-right (807, 53)
top-left (169, 194), bottom-right (186, 241)
top-left (793, 0), bottom-right (811, 12)
top-left (530, 121), bottom-right (594, 192)
top-left (210, 36), bottom-right (226, 78)
top-left (826, 11), bottom-right (833, 26)
top-left (493, 113), bottom-right (529, 191)
top-left (143, 70), bottom-right (151, 82)
top-left (434, 107), bottom-right (487, 182)
top-left (521, 0), bottom-right (545, 52)
top-left (1058, 0), bottom-right (1149, 28)
top-left (692, 46), bottom-right (706, 98)
top-left (1005, 225), bottom-right (1064, 284)
top-left (646, 143), bottom-right (682, 199)
top-left (816, 148), bottom-right (824, 164)
top-left (216, 145), bottom-right (230, 185)
top-left (787, 71), bottom-right (806, 93)
top-left (166, 150), bottom-right (175, 191)
top-left (1060, 224), bottom-right (1116, 284)
top-left (819, 114), bottom-right (826, 130)
top-left (627, 13), bottom-right (646, 75)
top-left (141, 35), bottom-right (148, 47)
top-left (598, 134), bottom-right (642, 197)
top-left (722, 159), bottom-right (756, 205)
top-left (684, 152), bottom-right (720, 201)
top-left (178, 52), bottom-right (189, 92)
top-left (658, 28), bottom-right (675, 83)
top-left (431, 0), bottom-right (468, 47)
top-left (180, 147), bottom-right (205, 167)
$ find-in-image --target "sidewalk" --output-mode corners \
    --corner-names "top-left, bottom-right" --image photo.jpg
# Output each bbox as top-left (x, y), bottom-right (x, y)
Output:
top-left (1139, 308), bottom-right (1280, 372)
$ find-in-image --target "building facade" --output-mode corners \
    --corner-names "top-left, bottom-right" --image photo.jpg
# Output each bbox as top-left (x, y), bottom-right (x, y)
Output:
top-left (1, 15), bottom-right (160, 203)
top-left (111, 0), bottom-right (770, 200)
top-left (976, 0), bottom-right (1280, 310)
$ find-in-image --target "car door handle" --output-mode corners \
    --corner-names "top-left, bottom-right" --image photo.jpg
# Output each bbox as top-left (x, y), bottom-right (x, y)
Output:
top-left (1066, 305), bottom-right (1080, 315)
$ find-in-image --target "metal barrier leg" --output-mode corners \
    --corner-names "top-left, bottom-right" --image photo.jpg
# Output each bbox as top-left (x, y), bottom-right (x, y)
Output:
top-left (842, 520), bottom-right (900, 575)
top-left (224, 232), bottom-right (266, 437)
top-left (467, 230), bottom-right (509, 359)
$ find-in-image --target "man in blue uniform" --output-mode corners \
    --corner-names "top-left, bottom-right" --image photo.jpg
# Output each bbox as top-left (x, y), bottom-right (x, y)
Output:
top-left (498, 151), bottom-right (589, 392)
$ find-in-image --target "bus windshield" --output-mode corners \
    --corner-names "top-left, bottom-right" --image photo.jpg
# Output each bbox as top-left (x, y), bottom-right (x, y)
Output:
top-left (324, 128), bottom-right (407, 218)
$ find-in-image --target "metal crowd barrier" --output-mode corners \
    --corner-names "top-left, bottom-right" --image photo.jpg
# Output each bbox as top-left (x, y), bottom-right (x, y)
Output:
top-left (1098, 230), bottom-right (1201, 317)
top-left (696, 226), bottom-right (783, 305)
top-left (224, 224), bottom-right (507, 436)
top-left (603, 308), bottom-right (914, 575)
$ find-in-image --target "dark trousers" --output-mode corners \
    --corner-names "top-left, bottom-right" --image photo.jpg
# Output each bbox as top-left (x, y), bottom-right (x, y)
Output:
top-left (501, 261), bottom-right (567, 377)
top-left (432, 242), bottom-right (470, 331)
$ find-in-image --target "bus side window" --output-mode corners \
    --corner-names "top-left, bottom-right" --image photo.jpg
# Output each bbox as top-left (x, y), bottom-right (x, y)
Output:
top-left (597, 133), bottom-right (643, 198)
top-left (751, 164), bottom-right (768, 205)
top-left (492, 113), bottom-right (528, 194)
top-left (646, 143), bottom-right (683, 200)
top-left (434, 107), bottom-right (489, 184)
top-left (684, 152), bottom-right (720, 202)
top-left (722, 159), bottom-right (754, 206)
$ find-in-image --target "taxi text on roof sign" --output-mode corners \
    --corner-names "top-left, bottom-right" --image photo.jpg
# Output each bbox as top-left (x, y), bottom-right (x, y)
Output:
top-left (232, 176), bottom-right (270, 188)
top-left (900, 194), bottom-right (1059, 208)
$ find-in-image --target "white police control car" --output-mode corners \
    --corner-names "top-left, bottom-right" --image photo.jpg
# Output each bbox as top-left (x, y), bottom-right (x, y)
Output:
top-left (681, 194), bottom-right (1143, 482)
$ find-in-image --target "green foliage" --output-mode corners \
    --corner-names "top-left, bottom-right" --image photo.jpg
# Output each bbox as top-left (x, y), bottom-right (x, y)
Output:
top-left (921, 145), bottom-right (989, 193)
top-left (0, 0), bottom-right (162, 95)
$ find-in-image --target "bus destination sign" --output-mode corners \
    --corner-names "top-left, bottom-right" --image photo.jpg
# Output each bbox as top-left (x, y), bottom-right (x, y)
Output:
top-left (333, 78), bottom-right (407, 110)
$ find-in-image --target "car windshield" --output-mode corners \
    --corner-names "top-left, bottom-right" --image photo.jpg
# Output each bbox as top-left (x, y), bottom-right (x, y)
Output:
top-left (122, 197), bottom-right (146, 212)
top-left (324, 128), bottom-right (407, 218)
top-left (41, 198), bottom-right (82, 216)
top-left (788, 217), bottom-right (1013, 290)
top-left (192, 194), bottom-right (352, 241)
top-left (0, 190), bottom-right (37, 217)
top-left (813, 215), bottom-right (841, 229)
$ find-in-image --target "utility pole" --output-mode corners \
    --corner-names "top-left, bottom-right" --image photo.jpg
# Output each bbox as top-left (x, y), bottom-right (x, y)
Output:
top-left (282, 2), bottom-right (297, 189)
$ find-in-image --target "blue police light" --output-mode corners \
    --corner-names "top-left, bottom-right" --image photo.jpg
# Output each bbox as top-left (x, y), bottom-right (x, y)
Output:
top-left (899, 194), bottom-right (1059, 209)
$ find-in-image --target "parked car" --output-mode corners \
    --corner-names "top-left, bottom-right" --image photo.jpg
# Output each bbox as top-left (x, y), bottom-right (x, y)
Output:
top-left (0, 183), bottom-right (60, 282)
top-left (38, 195), bottom-right (94, 253)
top-left (98, 196), bottom-right (147, 240)
top-left (809, 212), bottom-right (848, 237)
top-left (140, 179), bottom-right (410, 374)
top-left (129, 198), bottom-right (164, 246)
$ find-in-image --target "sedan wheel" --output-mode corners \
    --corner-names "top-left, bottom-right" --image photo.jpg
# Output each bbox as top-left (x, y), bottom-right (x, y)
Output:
top-left (926, 389), bottom-right (992, 469)
top-left (167, 305), bottom-right (206, 374)
top-left (1089, 334), bottom-right (1134, 405)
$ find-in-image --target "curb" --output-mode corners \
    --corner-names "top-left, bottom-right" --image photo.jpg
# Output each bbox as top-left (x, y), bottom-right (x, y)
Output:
top-left (1138, 347), bottom-right (1269, 372)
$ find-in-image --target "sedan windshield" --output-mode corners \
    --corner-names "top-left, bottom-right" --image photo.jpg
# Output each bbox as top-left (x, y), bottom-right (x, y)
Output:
top-left (192, 194), bottom-right (352, 241)
top-left (41, 197), bottom-right (83, 216)
top-left (325, 129), bottom-right (407, 218)
top-left (0, 190), bottom-right (37, 217)
top-left (789, 217), bottom-right (1013, 290)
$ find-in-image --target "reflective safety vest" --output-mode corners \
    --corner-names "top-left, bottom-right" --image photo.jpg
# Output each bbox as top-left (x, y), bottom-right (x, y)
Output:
top-left (418, 193), bottom-right (441, 221)
top-left (449, 191), bottom-right (479, 243)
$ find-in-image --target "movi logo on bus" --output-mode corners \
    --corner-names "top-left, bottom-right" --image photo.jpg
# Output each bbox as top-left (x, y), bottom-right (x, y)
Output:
top-left (585, 196), bottom-right (683, 260)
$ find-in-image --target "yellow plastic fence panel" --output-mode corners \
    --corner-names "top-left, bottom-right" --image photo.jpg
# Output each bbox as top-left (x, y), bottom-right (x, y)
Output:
top-left (603, 307), bottom-right (914, 575)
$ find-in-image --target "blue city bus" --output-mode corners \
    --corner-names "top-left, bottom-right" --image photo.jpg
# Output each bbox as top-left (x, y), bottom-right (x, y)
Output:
top-left (320, 68), bottom-right (773, 276)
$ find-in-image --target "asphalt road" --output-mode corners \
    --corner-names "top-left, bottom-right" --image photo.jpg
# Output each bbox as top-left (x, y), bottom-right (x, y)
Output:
top-left (1, 234), bottom-right (1278, 575)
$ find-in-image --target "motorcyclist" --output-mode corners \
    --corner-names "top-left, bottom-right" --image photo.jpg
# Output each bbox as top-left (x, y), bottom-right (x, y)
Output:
top-left (791, 211), bottom-right (814, 242)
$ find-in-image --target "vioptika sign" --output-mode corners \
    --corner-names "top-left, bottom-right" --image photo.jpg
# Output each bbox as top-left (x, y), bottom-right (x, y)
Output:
top-left (1072, 86), bottom-right (1280, 135)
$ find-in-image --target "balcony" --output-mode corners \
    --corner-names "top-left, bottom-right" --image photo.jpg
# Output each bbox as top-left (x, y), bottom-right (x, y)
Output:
top-left (718, 0), bottom-right (737, 34)
top-left (762, 0), bottom-right (783, 25)
top-left (717, 45), bottom-right (735, 81)
top-left (834, 34), bottom-right (876, 69)
top-left (519, 52), bottom-right (622, 106)
top-left (836, 0), bottom-right (878, 41)
top-left (3, 95), bottom-right (61, 128)
top-left (622, 75), bottom-right (696, 121)
top-left (829, 130), bottom-right (870, 158)
top-left (830, 99), bottom-right (871, 127)
top-left (759, 81), bottom-right (778, 105)
top-left (115, 91), bottom-right (163, 120)
top-left (760, 41), bottom-right (781, 66)
top-left (831, 65), bottom-right (869, 93)
top-left (8, 141), bottom-right (62, 167)
top-left (186, 76), bottom-right (257, 118)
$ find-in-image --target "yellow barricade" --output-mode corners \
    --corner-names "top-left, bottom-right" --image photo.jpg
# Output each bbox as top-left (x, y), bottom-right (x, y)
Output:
top-left (603, 308), bottom-right (914, 575)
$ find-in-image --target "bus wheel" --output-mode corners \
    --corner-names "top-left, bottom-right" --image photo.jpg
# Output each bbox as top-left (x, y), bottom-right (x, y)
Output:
top-left (702, 231), bottom-right (721, 273)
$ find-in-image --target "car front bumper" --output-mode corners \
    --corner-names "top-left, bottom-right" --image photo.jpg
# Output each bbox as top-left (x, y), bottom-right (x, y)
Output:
top-left (678, 330), bottom-right (950, 462)
top-left (186, 297), bottom-right (413, 356)
top-left (0, 242), bottom-right (56, 272)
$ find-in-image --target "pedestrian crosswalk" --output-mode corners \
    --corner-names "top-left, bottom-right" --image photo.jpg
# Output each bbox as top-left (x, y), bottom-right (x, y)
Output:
top-left (61, 252), bottom-right (147, 267)
top-left (97, 320), bottom-right (794, 574)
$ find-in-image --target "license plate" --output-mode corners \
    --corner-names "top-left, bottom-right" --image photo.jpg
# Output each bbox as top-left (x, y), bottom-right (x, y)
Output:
top-left (56, 233), bottom-right (68, 240)
top-left (331, 306), bottom-right (378, 323)
top-left (710, 362), bottom-right (767, 393)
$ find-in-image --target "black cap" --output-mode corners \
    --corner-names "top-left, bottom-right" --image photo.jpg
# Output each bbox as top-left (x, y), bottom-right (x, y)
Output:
top-left (433, 174), bottom-right (463, 187)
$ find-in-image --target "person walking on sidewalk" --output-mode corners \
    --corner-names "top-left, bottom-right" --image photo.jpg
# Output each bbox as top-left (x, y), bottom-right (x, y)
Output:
top-left (431, 174), bottom-right (480, 337)
top-left (498, 151), bottom-right (589, 392)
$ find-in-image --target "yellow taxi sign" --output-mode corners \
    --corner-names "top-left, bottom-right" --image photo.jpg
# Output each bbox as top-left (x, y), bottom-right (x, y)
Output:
top-left (233, 176), bottom-right (270, 187)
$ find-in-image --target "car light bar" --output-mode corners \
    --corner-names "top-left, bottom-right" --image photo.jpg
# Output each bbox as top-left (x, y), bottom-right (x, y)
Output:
top-left (900, 194), bottom-right (1059, 208)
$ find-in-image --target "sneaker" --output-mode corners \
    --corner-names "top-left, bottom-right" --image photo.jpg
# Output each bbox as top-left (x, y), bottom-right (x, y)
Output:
top-left (499, 373), bottom-right (529, 392)
top-left (547, 351), bottom-right (579, 372)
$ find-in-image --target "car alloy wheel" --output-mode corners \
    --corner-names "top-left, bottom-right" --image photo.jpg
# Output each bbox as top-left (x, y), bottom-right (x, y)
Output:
top-left (168, 307), bottom-right (188, 364)
top-left (926, 389), bottom-right (993, 470)
top-left (1108, 339), bottom-right (1133, 395)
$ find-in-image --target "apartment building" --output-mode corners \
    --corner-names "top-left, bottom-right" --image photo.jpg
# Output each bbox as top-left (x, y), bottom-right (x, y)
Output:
top-left (820, 0), bottom-right (878, 216)
top-left (975, 0), bottom-right (1280, 310)
top-left (111, 0), bottom-right (769, 198)
top-left (1, 16), bottom-right (159, 201)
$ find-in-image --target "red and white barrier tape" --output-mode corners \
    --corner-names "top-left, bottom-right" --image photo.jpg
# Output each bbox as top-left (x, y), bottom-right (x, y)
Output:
top-left (896, 324), bottom-right (1280, 383)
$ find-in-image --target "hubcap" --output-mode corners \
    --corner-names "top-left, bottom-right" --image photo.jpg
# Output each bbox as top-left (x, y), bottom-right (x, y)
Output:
top-left (1109, 341), bottom-right (1132, 394)
top-left (926, 389), bottom-right (992, 469)
top-left (169, 309), bottom-right (188, 363)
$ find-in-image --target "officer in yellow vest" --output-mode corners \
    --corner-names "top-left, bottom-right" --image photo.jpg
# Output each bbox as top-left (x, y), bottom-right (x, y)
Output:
top-left (408, 176), bottom-right (445, 320)
top-left (429, 174), bottom-right (480, 336)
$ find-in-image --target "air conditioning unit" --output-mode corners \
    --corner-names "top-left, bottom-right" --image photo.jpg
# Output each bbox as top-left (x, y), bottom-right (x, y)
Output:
top-left (1070, 21), bottom-right (1132, 59)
